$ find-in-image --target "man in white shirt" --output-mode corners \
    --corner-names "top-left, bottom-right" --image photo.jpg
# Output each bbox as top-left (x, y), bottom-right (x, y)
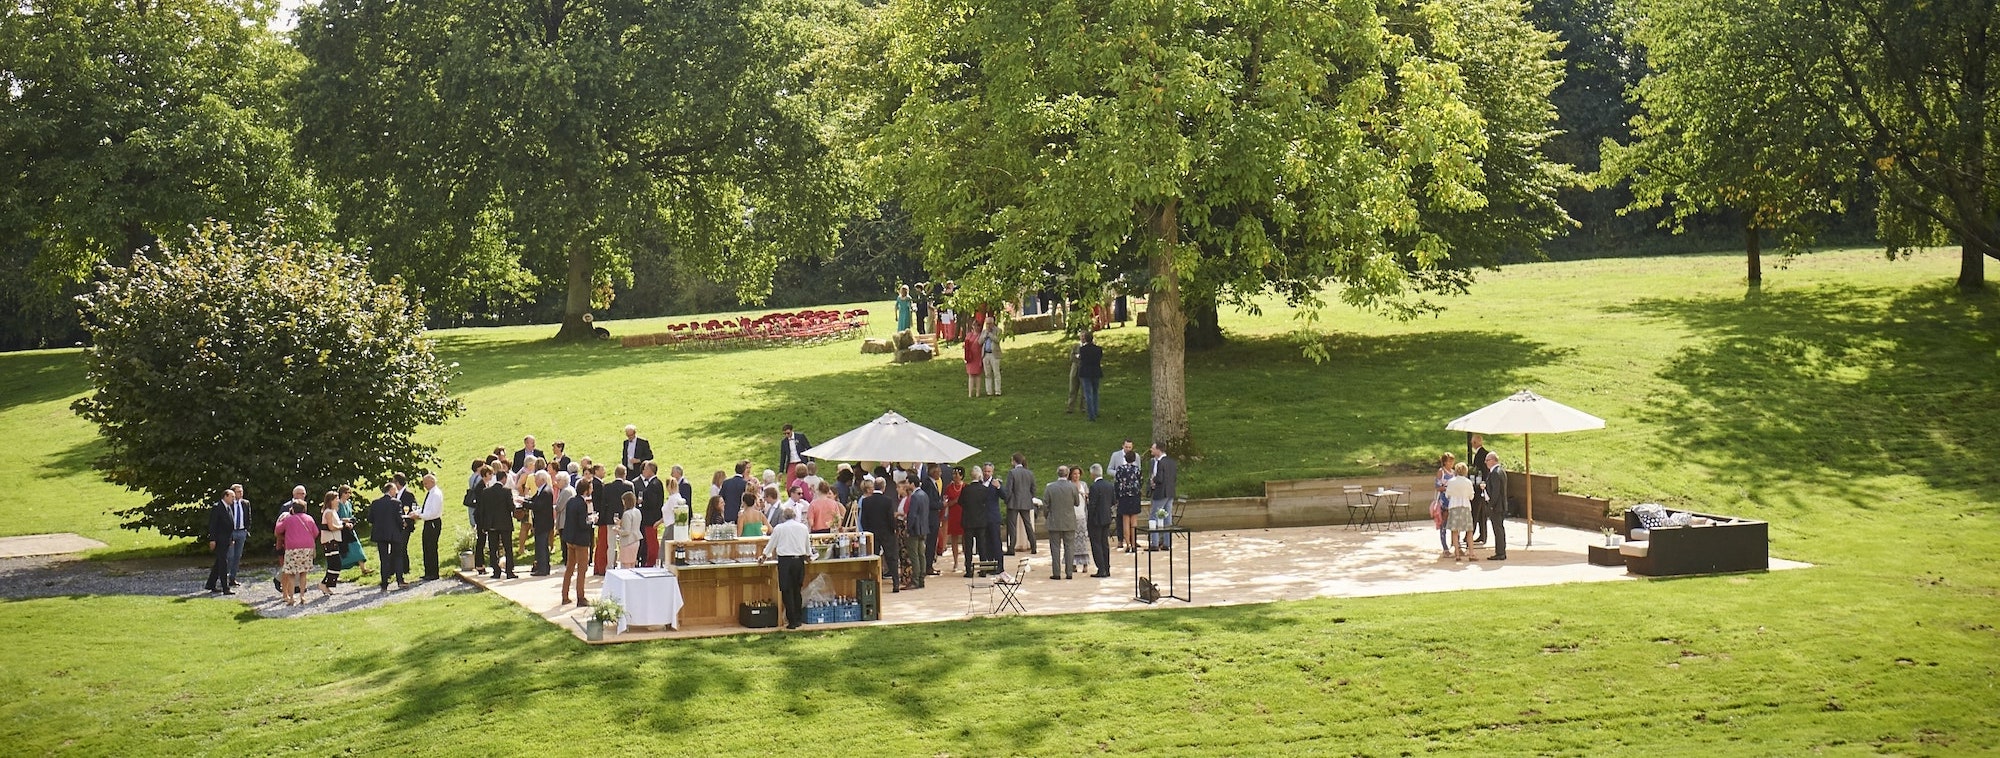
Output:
top-left (760, 511), bottom-right (814, 629)
top-left (1108, 438), bottom-right (1136, 475)
top-left (417, 474), bottom-right (444, 580)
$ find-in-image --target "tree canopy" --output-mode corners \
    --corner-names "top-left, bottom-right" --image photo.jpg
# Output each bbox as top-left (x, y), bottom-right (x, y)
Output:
top-left (73, 221), bottom-right (461, 540)
top-left (1615, 0), bottom-right (1999, 292)
top-left (857, 0), bottom-right (1570, 450)
top-left (291, 0), bottom-right (858, 339)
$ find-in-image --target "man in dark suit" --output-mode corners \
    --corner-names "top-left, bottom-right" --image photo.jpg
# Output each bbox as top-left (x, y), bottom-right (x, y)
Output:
top-left (1467, 434), bottom-right (1492, 545)
top-left (1076, 331), bottom-right (1104, 421)
top-left (719, 460), bottom-right (750, 523)
top-left (204, 487), bottom-right (236, 594)
top-left (512, 435), bottom-right (544, 474)
top-left (958, 473), bottom-right (990, 577)
top-left (474, 467), bottom-right (518, 579)
top-left (858, 478), bottom-right (899, 591)
top-left (1484, 452), bottom-right (1510, 561)
top-left (596, 465), bottom-right (634, 576)
top-left (392, 474), bottom-right (418, 578)
top-left (1147, 442), bottom-right (1178, 550)
top-left (777, 424), bottom-right (812, 475)
top-left (1086, 464), bottom-right (1117, 577)
top-left (618, 425), bottom-right (653, 475)
top-left (635, 462), bottom-right (665, 567)
top-left (367, 483), bottom-right (411, 590)
top-left (981, 463), bottom-right (1006, 572)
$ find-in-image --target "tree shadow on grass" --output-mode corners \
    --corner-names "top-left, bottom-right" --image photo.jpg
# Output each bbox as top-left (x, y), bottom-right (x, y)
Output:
top-left (702, 330), bottom-right (1567, 498)
top-left (1608, 283), bottom-right (1997, 512)
top-left (0, 349), bottom-right (89, 412)
top-left (428, 334), bottom-right (715, 397)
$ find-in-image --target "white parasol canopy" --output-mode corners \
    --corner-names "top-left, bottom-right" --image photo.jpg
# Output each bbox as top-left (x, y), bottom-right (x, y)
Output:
top-left (1446, 390), bottom-right (1605, 546)
top-left (800, 410), bottom-right (980, 464)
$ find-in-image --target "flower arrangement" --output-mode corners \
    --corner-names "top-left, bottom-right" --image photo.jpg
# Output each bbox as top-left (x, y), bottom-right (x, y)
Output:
top-left (591, 597), bottom-right (625, 624)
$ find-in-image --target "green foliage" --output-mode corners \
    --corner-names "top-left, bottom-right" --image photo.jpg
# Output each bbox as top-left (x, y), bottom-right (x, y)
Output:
top-left (1613, 0), bottom-right (2000, 291)
top-left (858, 0), bottom-right (1568, 316)
top-left (291, 0), bottom-right (859, 338)
top-left (71, 220), bottom-right (461, 540)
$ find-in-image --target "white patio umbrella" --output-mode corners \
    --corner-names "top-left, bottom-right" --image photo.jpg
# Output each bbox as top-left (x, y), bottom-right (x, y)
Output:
top-left (1446, 389), bottom-right (1606, 546)
top-left (800, 410), bottom-right (981, 464)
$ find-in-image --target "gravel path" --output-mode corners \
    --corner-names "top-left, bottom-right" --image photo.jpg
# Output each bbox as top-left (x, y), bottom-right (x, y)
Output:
top-left (0, 554), bottom-right (475, 618)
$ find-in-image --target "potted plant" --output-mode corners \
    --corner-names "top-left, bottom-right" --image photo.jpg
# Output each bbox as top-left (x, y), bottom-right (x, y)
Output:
top-left (587, 597), bottom-right (624, 642)
top-left (455, 532), bottom-right (477, 572)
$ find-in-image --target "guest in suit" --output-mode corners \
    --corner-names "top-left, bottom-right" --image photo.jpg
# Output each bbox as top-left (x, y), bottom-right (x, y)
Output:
top-left (858, 479), bottom-right (899, 591)
top-left (778, 424), bottom-right (812, 476)
top-left (366, 483), bottom-right (410, 590)
top-left (512, 435), bottom-right (543, 476)
top-left (1043, 466), bottom-right (1079, 579)
top-left (545, 441), bottom-right (573, 476)
top-left (1004, 453), bottom-right (1037, 554)
top-left (392, 474), bottom-right (418, 578)
top-left (957, 472), bottom-right (989, 577)
top-left (981, 321), bottom-right (1003, 395)
top-left (720, 460), bottom-right (750, 523)
top-left (981, 462), bottom-right (1006, 571)
top-left (561, 478), bottom-right (595, 606)
top-left (618, 425), bottom-right (653, 474)
top-left (528, 471), bottom-right (555, 575)
top-left (1147, 443), bottom-right (1178, 550)
top-left (635, 462), bottom-right (665, 567)
top-left (1076, 331), bottom-right (1104, 421)
top-left (1467, 434), bottom-right (1492, 545)
top-left (1086, 464), bottom-right (1116, 577)
top-left (474, 466), bottom-right (518, 579)
top-left (203, 487), bottom-right (237, 594)
top-left (902, 477), bottom-right (933, 589)
top-left (222, 484), bottom-right (250, 587)
top-left (596, 465), bottom-right (634, 575)
top-left (1485, 453), bottom-right (1510, 560)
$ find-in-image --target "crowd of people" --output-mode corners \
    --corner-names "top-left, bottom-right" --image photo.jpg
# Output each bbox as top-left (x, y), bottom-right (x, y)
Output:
top-left (1431, 434), bottom-right (1512, 562)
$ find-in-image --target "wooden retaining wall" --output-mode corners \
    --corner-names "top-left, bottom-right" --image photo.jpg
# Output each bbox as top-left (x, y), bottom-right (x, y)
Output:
top-left (1177, 472), bottom-right (1622, 533)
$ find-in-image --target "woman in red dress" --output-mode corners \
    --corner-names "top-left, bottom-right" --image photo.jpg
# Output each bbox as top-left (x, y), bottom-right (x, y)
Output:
top-left (963, 330), bottom-right (984, 398)
top-left (941, 465), bottom-right (966, 572)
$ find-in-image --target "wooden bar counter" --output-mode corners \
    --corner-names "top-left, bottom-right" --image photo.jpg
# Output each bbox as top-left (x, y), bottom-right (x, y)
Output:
top-left (667, 533), bottom-right (881, 629)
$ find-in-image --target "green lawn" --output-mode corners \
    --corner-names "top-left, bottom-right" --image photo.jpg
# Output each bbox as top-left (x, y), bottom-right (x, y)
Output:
top-left (2, 248), bottom-right (1996, 754)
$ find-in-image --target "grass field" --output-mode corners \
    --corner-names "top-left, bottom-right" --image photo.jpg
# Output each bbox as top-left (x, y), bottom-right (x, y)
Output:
top-left (1, 247), bottom-right (1996, 754)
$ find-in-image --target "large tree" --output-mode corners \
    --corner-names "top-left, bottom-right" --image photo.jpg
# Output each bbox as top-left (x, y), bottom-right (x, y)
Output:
top-left (0, 0), bottom-right (316, 345)
top-left (1620, 0), bottom-right (1999, 292)
top-left (73, 221), bottom-right (460, 541)
top-left (1598, 0), bottom-right (1853, 287)
top-left (857, 0), bottom-right (1569, 451)
top-left (292, 0), bottom-right (856, 339)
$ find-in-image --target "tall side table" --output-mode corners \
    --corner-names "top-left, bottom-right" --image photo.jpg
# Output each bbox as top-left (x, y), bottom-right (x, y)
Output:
top-left (1132, 527), bottom-right (1191, 604)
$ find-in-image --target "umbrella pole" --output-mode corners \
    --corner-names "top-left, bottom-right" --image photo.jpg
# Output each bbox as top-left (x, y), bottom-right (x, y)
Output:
top-left (1524, 434), bottom-right (1534, 547)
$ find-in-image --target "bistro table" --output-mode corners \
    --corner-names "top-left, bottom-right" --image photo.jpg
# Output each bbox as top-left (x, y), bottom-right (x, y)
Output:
top-left (1132, 527), bottom-right (1192, 604)
top-left (1362, 488), bottom-right (1407, 530)
top-left (602, 567), bottom-right (685, 633)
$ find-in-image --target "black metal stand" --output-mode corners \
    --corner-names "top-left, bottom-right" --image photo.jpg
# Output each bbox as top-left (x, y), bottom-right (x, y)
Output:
top-left (1132, 527), bottom-right (1191, 603)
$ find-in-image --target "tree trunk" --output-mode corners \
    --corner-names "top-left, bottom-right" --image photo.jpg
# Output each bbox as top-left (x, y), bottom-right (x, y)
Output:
top-left (1183, 289), bottom-right (1224, 350)
top-left (554, 242), bottom-right (597, 341)
top-left (1964, 236), bottom-right (1992, 293)
top-left (1745, 224), bottom-right (1762, 289)
top-left (1147, 201), bottom-right (1190, 455)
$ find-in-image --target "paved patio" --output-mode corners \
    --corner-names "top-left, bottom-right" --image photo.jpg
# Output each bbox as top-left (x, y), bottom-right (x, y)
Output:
top-left (461, 519), bottom-right (1808, 644)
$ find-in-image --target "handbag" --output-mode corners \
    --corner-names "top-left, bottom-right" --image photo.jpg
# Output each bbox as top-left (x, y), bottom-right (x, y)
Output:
top-left (1430, 501), bottom-right (1445, 528)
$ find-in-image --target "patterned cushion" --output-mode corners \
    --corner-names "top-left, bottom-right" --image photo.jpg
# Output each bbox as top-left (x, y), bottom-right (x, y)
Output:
top-left (1632, 504), bottom-right (1672, 529)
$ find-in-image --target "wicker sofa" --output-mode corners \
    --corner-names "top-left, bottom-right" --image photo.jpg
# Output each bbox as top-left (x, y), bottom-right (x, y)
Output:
top-left (1618, 508), bottom-right (1768, 577)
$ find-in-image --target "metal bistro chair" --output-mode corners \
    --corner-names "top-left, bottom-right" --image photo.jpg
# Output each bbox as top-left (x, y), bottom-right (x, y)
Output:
top-left (1343, 485), bottom-right (1373, 531)
top-left (990, 558), bottom-right (1029, 615)
top-left (1383, 487), bottom-right (1413, 528)
top-left (965, 559), bottom-right (1003, 615)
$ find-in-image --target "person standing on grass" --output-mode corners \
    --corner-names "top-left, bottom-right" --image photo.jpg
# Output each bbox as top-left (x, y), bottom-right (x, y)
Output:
top-left (204, 486), bottom-right (238, 595)
top-left (1066, 338), bottom-right (1085, 414)
top-left (981, 321), bottom-right (1003, 396)
top-left (963, 328), bottom-right (985, 397)
top-left (778, 424), bottom-right (813, 479)
top-left (1484, 452), bottom-right (1510, 561)
top-left (318, 492), bottom-right (344, 596)
top-left (273, 500), bottom-right (319, 607)
top-left (1077, 331), bottom-right (1104, 421)
top-left (895, 283), bottom-right (913, 332)
top-left (416, 473), bottom-right (444, 581)
top-left (1086, 464), bottom-right (1116, 577)
top-left (1043, 465), bottom-right (1079, 579)
top-left (561, 478), bottom-right (595, 606)
top-left (1146, 443), bottom-right (1179, 550)
top-left (618, 425), bottom-right (653, 477)
top-left (1446, 463), bottom-right (1478, 562)
top-left (720, 460), bottom-right (750, 523)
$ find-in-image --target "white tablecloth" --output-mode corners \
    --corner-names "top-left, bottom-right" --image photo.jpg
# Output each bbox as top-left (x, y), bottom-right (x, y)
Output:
top-left (602, 568), bottom-right (684, 633)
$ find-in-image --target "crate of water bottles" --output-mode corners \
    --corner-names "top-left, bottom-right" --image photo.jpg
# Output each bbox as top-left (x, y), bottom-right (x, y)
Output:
top-left (804, 595), bottom-right (862, 624)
